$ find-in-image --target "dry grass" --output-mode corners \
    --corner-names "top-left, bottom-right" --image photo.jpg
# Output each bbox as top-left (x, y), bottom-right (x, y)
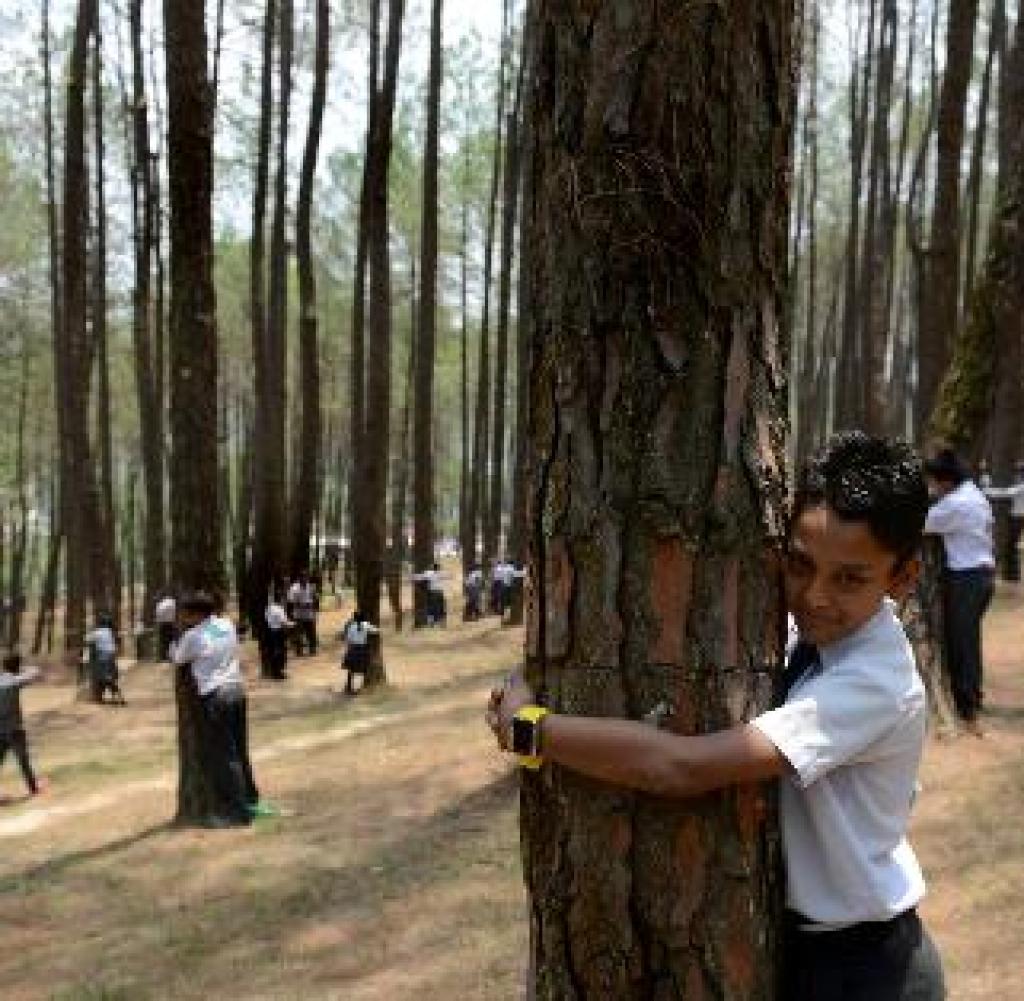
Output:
top-left (1, 581), bottom-right (1022, 999)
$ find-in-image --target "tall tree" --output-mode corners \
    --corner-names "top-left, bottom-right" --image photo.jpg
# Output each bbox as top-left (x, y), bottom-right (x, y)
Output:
top-left (163, 0), bottom-right (227, 822)
top-left (247, 0), bottom-right (279, 639)
top-left (129, 0), bottom-right (167, 623)
top-left (355, 0), bottom-right (406, 682)
top-left (469, 0), bottom-right (511, 570)
top-left (412, 0), bottom-right (443, 623)
top-left (60, 0), bottom-right (99, 658)
top-left (520, 3), bottom-right (793, 995)
top-left (917, 0), bottom-right (980, 432)
top-left (290, 0), bottom-right (329, 574)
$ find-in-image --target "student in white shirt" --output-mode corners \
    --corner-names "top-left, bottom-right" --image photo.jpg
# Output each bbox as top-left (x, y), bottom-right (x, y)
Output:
top-left (923, 449), bottom-right (995, 733)
top-left (486, 432), bottom-right (945, 1001)
top-left (339, 609), bottom-right (380, 695)
top-left (155, 594), bottom-right (177, 661)
top-left (172, 591), bottom-right (259, 826)
top-left (411, 563), bottom-right (448, 626)
top-left (463, 565), bottom-right (484, 621)
top-left (84, 613), bottom-right (124, 704)
top-left (290, 573), bottom-right (319, 656)
top-left (263, 587), bottom-right (294, 681)
top-left (984, 460), bottom-right (1024, 581)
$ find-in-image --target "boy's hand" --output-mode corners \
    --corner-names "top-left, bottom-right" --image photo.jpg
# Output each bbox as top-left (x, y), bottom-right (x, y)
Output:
top-left (486, 672), bottom-right (536, 751)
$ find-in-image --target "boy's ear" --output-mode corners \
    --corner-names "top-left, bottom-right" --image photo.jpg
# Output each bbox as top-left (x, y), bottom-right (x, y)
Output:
top-left (887, 556), bottom-right (921, 601)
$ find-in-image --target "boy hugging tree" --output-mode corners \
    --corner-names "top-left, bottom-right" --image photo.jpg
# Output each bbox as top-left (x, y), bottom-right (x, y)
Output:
top-left (487, 432), bottom-right (946, 1001)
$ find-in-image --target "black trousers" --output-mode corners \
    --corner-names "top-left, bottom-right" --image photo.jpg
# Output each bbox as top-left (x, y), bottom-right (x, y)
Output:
top-left (783, 909), bottom-right (945, 1000)
top-left (941, 567), bottom-right (994, 721)
top-left (0, 728), bottom-right (38, 793)
top-left (200, 683), bottom-right (259, 822)
top-left (158, 622), bottom-right (176, 661)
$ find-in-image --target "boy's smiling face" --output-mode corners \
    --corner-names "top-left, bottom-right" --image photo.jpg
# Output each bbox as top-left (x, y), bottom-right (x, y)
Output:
top-left (785, 503), bottom-right (919, 647)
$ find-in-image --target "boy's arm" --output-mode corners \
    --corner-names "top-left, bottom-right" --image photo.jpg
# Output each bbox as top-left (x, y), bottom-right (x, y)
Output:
top-left (489, 677), bottom-right (788, 798)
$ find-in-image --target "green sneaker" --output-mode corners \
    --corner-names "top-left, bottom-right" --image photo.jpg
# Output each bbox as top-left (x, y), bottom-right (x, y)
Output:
top-left (247, 800), bottom-right (282, 819)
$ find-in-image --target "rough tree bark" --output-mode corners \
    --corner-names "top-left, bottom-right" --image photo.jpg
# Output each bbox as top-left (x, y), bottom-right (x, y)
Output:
top-left (917, 0), bottom-right (980, 432)
top-left (163, 0), bottom-right (229, 824)
top-left (520, 4), bottom-right (793, 996)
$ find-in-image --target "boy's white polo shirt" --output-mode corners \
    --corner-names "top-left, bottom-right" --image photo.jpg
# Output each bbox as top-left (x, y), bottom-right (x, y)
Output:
top-left (752, 599), bottom-right (927, 926)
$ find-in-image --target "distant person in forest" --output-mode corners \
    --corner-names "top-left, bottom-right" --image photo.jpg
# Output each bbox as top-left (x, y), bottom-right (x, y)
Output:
top-left (84, 613), bottom-right (125, 704)
top-left (488, 432), bottom-right (946, 1000)
top-left (923, 448), bottom-right (995, 736)
top-left (463, 564), bottom-right (484, 621)
top-left (155, 593), bottom-right (177, 661)
top-left (983, 461), bottom-right (1024, 582)
top-left (264, 587), bottom-right (293, 680)
top-left (171, 591), bottom-right (261, 826)
top-left (291, 572), bottom-right (319, 656)
top-left (491, 558), bottom-right (526, 619)
top-left (339, 609), bottom-right (379, 695)
top-left (0, 653), bottom-right (43, 799)
top-left (411, 563), bottom-right (448, 626)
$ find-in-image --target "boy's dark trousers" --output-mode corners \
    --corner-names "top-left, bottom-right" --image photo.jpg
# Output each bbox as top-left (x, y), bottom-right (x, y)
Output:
top-left (783, 909), bottom-right (945, 1000)
top-left (941, 567), bottom-right (994, 720)
top-left (0, 728), bottom-right (39, 793)
top-left (200, 683), bottom-right (258, 822)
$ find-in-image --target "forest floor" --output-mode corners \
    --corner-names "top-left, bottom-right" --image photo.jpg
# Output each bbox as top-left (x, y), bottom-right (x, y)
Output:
top-left (0, 582), bottom-right (1022, 999)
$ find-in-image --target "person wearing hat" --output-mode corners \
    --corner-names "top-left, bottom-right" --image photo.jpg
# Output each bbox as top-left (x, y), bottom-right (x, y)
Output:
top-left (923, 448), bottom-right (994, 735)
top-left (983, 461), bottom-right (1024, 582)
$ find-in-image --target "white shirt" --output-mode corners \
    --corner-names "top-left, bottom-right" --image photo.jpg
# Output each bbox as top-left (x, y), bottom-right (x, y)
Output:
top-left (343, 620), bottom-right (379, 646)
top-left (412, 569), bottom-right (446, 593)
top-left (155, 597), bottom-right (176, 624)
top-left (924, 480), bottom-right (995, 569)
top-left (85, 626), bottom-right (117, 657)
top-left (171, 615), bottom-right (243, 696)
top-left (752, 600), bottom-right (927, 925)
top-left (494, 563), bottom-right (527, 586)
top-left (985, 480), bottom-right (1024, 517)
top-left (287, 581), bottom-right (302, 604)
top-left (265, 602), bottom-right (290, 630)
top-left (293, 583), bottom-right (317, 620)
top-left (464, 569), bottom-right (483, 588)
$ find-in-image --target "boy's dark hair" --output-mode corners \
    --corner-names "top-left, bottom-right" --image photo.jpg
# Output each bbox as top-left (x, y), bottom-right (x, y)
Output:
top-left (3, 652), bottom-right (22, 673)
top-left (179, 590), bottom-right (216, 618)
top-left (793, 431), bottom-right (929, 566)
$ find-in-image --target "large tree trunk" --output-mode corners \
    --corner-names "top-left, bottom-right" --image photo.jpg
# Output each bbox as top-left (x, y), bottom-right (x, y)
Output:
top-left (163, 0), bottom-right (229, 824)
top-left (413, 0), bottom-right (443, 619)
top-left (928, 19), bottom-right (1024, 458)
top-left (917, 0), bottom-right (980, 432)
top-left (290, 0), bottom-right (328, 575)
top-left (356, 0), bottom-right (405, 685)
top-left (520, 5), bottom-right (793, 996)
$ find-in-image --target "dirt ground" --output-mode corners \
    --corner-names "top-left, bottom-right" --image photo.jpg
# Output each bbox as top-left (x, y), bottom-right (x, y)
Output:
top-left (1, 582), bottom-right (1021, 999)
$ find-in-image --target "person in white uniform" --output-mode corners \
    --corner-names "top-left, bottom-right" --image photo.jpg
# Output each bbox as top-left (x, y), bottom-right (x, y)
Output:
top-left (486, 432), bottom-right (945, 1001)
top-left (984, 460), bottom-right (1024, 581)
top-left (923, 449), bottom-right (995, 732)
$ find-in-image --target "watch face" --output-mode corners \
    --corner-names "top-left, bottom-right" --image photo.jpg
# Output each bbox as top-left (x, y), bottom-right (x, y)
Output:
top-left (511, 716), bottom-right (535, 756)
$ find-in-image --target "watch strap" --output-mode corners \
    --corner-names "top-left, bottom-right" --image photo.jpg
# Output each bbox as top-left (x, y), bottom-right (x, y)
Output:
top-left (513, 705), bottom-right (549, 770)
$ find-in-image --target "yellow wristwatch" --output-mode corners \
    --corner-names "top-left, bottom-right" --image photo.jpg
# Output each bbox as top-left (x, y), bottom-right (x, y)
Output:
top-left (511, 706), bottom-right (549, 770)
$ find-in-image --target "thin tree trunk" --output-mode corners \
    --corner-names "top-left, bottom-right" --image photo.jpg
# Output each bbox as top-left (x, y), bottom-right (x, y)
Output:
top-left (413, 0), bottom-right (443, 619)
top-left (391, 261), bottom-right (417, 630)
top-left (458, 159), bottom-right (472, 569)
top-left (290, 0), bottom-right (328, 575)
top-left (521, 5), bottom-right (793, 993)
top-left (470, 0), bottom-right (511, 571)
top-left (61, 0), bottom-right (99, 659)
top-left (357, 0), bottom-right (406, 685)
top-left (247, 0), bottom-right (277, 641)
